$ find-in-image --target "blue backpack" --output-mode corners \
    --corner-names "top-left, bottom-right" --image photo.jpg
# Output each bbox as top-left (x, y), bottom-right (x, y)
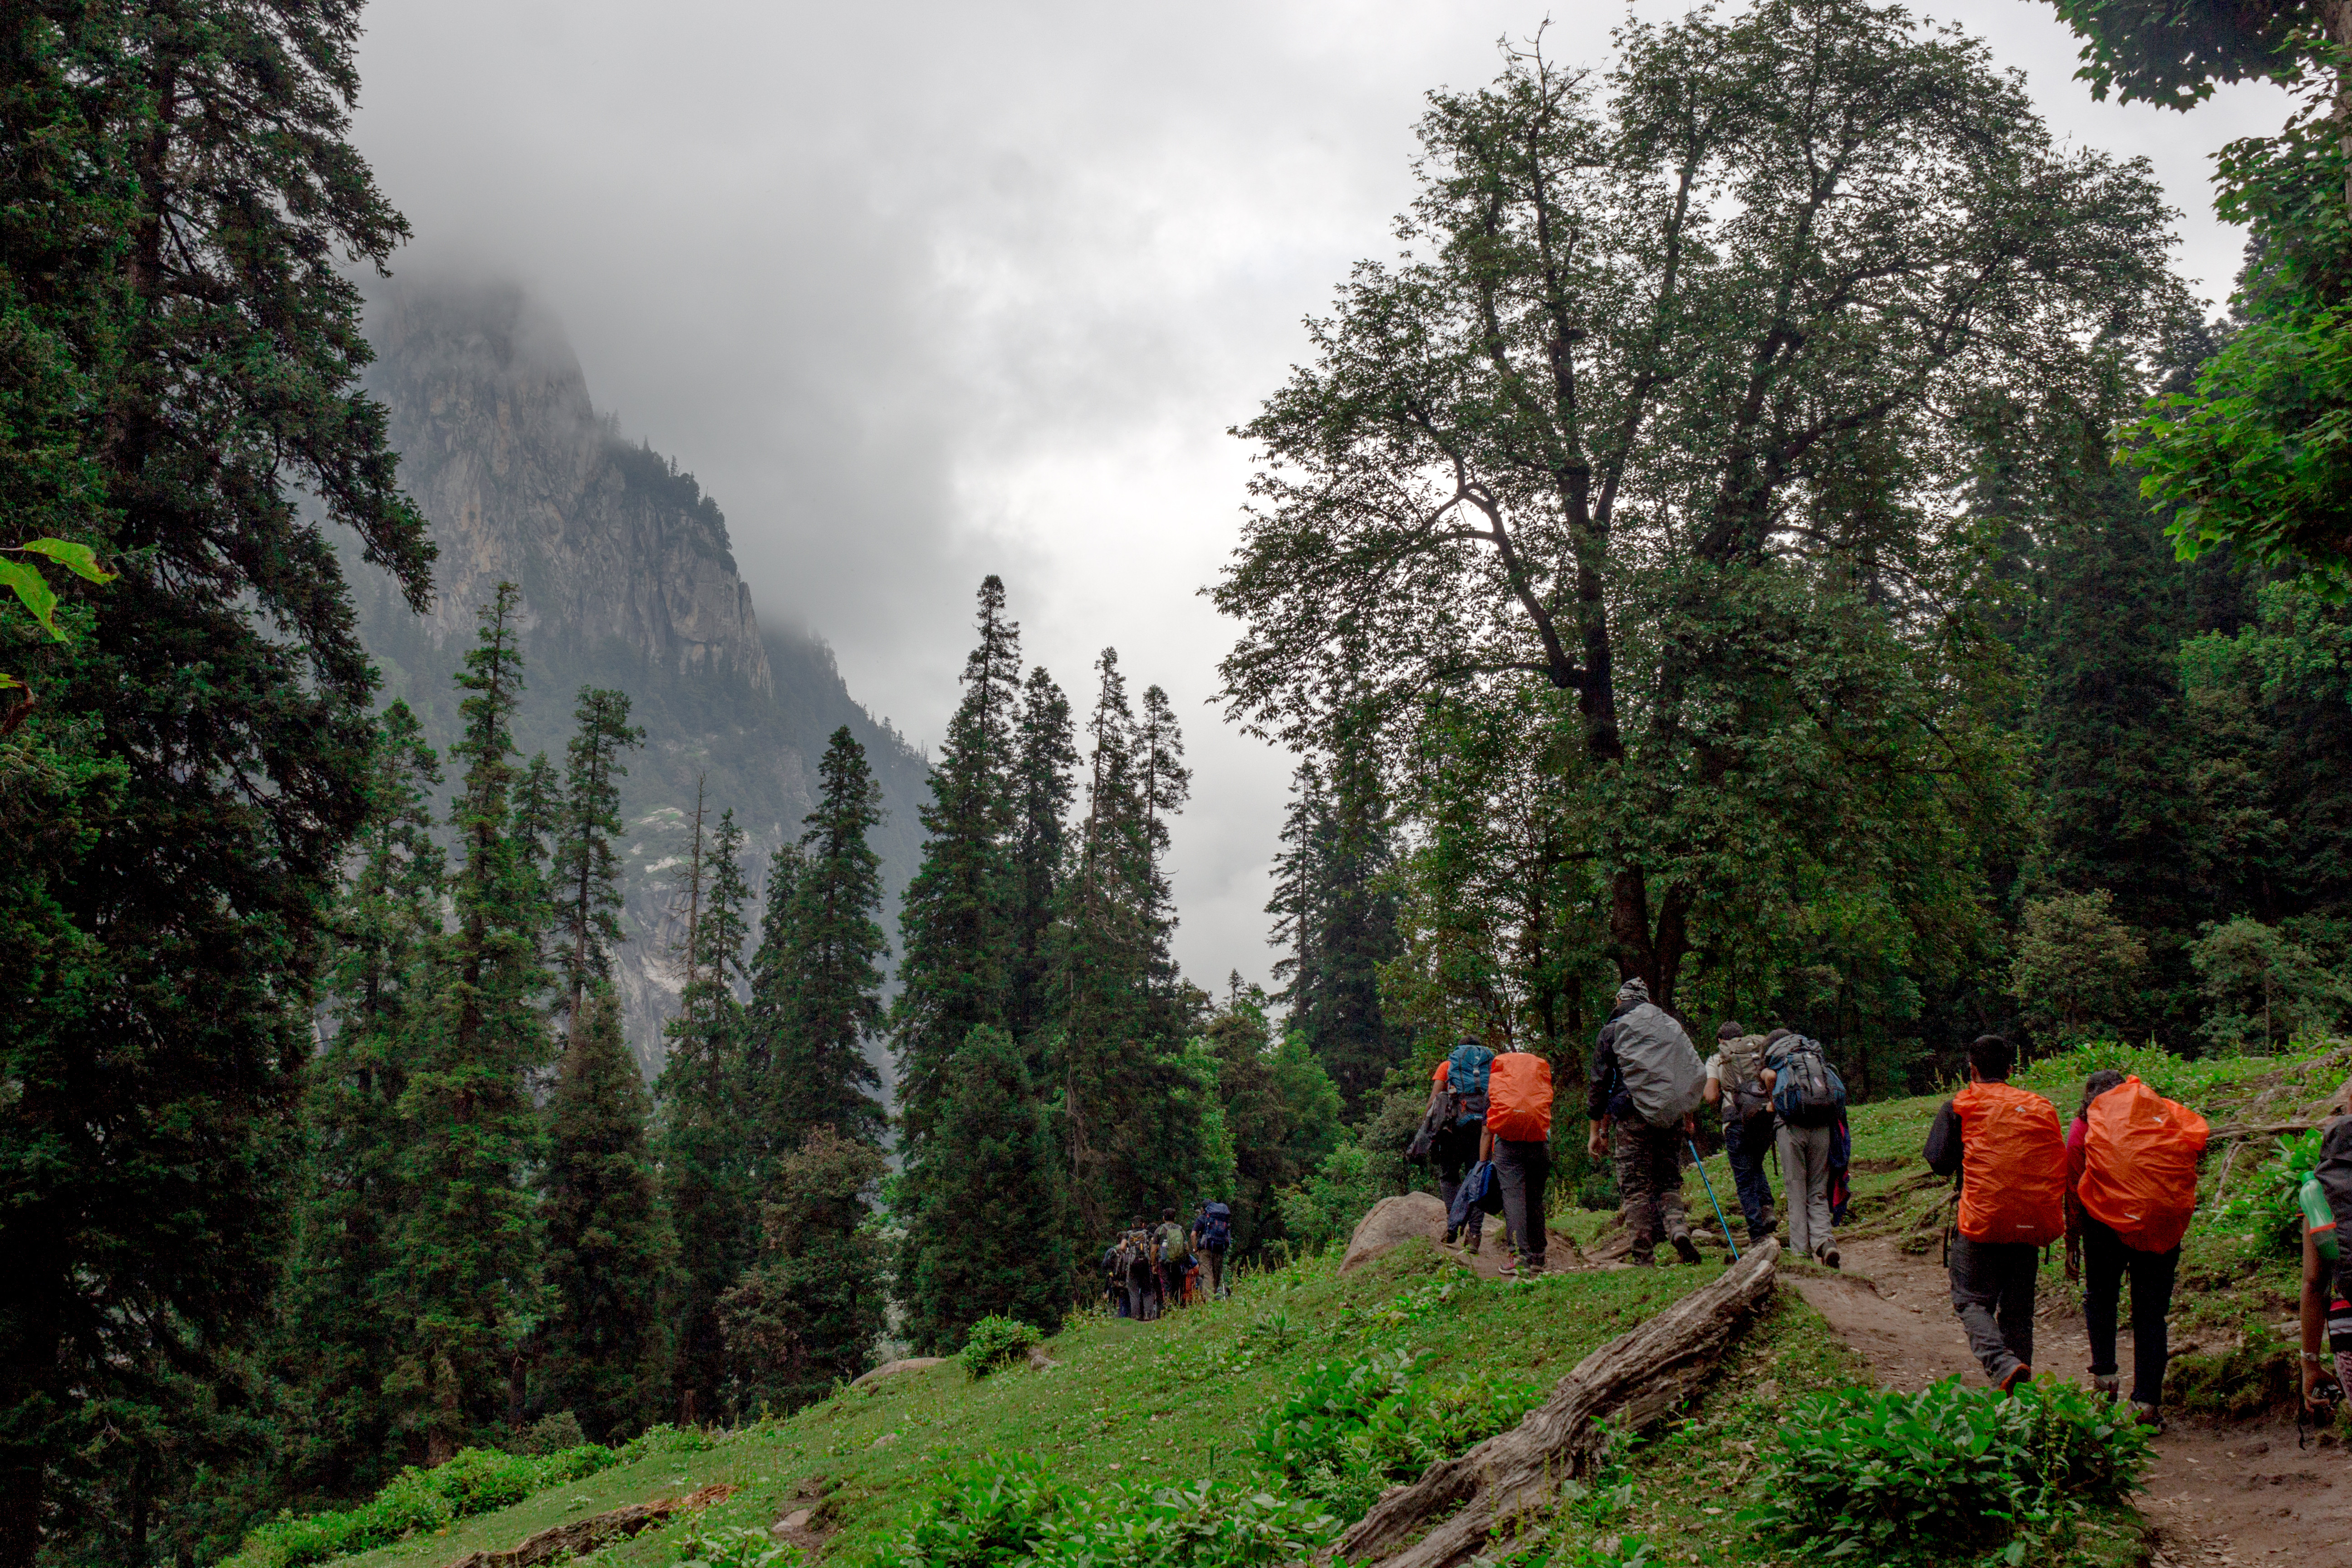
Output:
top-left (1770, 1036), bottom-right (1847, 1129)
top-left (1201, 1201), bottom-right (1232, 1253)
top-left (1446, 1042), bottom-right (1494, 1097)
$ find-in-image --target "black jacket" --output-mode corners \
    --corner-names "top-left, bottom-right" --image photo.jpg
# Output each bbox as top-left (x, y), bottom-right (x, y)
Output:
top-left (1924, 1099), bottom-right (1963, 1177)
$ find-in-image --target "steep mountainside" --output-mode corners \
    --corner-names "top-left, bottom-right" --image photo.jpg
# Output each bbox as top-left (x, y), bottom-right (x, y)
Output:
top-left (342, 276), bottom-right (928, 1081)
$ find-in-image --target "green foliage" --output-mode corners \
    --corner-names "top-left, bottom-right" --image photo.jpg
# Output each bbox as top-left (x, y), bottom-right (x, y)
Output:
top-left (959, 1317), bottom-right (1045, 1380)
top-left (723, 1127), bottom-right (889, 1410)
top-left (673, 1523), bottom-right (792, 1568)
top-left (2218, 1127), bottom-right (2329, 1254)
top-left (1250, 1349), bottom-right (1540, 1517)
top-left (1746, 1378), bottom-right (2152, 1565)
top-left (906, 1028), bottom-right (1072, 1352)
top-left (2190, 915), bottom-right (2352, 1052)
top-left (2007, 891), bottom-right (2148, 1045)
top-left (1275, 1143), bottom-right (1383, 1253)
top-left (226, 1445), bottom-right (619, 1568)
top-left (869, 1454), bottom-right (1340, 1568)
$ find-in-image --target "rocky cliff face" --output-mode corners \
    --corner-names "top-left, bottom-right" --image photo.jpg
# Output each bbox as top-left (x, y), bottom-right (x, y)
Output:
top-left (345, 277), bottom-right (926, 1081)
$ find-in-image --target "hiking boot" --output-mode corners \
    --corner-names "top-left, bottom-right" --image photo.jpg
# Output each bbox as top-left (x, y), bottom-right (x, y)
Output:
top-left (2091, 1374), bottom-right (2121, 1404)
top-left (2131, 1400), bottom-right (2164, 1431)
top-left (1671, 1234), bottom-right (1701, 1266)
top-left (1444, 1226), bottom-right (1458, 1246)
top-left (1998, 1363), bottom-right (2032, 1396)
top-left (1817, 1243), bottom-right (1841, 1271)
top-left (1627, 1251), bottom-right (1657, 1268)
top-left (1463, 1232), bottom-right (1481, 1256)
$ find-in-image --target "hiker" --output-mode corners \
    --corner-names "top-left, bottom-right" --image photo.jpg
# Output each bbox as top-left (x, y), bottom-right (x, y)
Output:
top-left (1193, 1199), bottom-right (1234, 1298)
top-left (1487, 1038), bottom-right (1556, 1276)
top-left (1154, 1207), bottom-right (1191, 1309)
top-left (1103, 1240), bottom-right (1127, 1316)
top-left (2065, 1069), bottom-right (2208, 1426)
top-left (1703, 1020), bottom-right (1777, 1246)
top-left (1587, 978), bottom-right (1705, 1268)
top-left (2304, 1117), bottom-right (2352, 1419)
top-left (1123, 1219), bottom-right (1157, 1321)
top-left (1762, 1028), bottom-right (1847, 1269)
top-left (1424, 1041), bottom-right (1493, 1254)
top-left (1924, 1035), bottom-right (2066, 1393)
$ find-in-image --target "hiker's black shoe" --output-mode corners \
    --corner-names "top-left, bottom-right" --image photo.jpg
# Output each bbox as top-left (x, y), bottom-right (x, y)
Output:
top-left (1819, 1244), bottom-right (1841, 1270)
top-left (1671, 1235), bottom-right (1701, 1266)
top-left (1443, 1226), bottom-right (1458, 1245)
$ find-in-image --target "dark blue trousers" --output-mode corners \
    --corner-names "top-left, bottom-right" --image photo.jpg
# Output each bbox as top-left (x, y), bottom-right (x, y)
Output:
top-left (1724, 1112), bottom-right (1777, 1241)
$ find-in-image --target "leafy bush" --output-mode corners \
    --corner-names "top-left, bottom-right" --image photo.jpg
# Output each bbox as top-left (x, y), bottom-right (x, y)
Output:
top-left (870, 1454), bottom-right (1338, 1568)
top-left (1746, 1378), bottom-right (2151, 1565)
top-left (675, 1522), bottom-right (793, 1568)
top-left (2218, 1127), bottom-right (2327, 1255)
top-left (227, 1443), bottom-right (622, 1568)
top-left (960, 1315), bottom-right (1044, 1379)
top-left (1252, 1349), bottom-right (1540, 1516)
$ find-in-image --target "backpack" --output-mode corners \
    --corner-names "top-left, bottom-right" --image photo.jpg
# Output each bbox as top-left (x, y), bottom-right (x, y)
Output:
top-left (1158, 1220), bottom-right (1191, 1263)
top-left (1717, 1033), bottom-right (1772, 1120)
top-left (1953, 1080), bottom-right (2067, 1246)
top-left (1446, 1043), bottom-right (1494, 1126)
top-left (2076, 1075), bottom-right (2209, 1253)
top-left (1201, 1202), bottom-right (1232, 1253)
top-left (1769, 1036), bottom-right (1846, 1129)
top-left (1613, 1004), bottom-right (1705, 1129)
top-left (1486, 1051), bottom-right (1554, 1142)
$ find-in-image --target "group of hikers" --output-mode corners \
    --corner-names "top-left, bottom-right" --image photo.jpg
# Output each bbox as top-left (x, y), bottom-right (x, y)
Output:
top-left (1411, 978), bottom-right (2352, 1424)
top-left (1415, 978), bottom-right (1852, 1277)
top-left (1927, 1032), bottom-right (2352, 1427)
top-left (1102, 1200), bottom-right (1233, 1319)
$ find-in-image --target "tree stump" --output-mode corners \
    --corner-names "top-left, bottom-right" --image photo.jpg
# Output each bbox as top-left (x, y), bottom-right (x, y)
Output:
top-left (1335, 1241), bottom-right (1780, 1568)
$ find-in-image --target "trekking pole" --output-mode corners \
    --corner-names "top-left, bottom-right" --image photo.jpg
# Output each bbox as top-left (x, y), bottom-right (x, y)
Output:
top-left (1688, 1140), bottom-right (1740, 1262)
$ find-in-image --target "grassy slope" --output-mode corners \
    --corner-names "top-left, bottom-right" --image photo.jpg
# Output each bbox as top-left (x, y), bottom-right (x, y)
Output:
top-left (311, 1039), bottom-right (2344, 1568)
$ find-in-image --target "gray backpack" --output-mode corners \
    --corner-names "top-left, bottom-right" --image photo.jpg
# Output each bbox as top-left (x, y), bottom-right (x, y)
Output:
top-left (1614, 1003), bottom-right (1706, 1129)
top-left (1717, 1033), bottom-right (1772, 1120)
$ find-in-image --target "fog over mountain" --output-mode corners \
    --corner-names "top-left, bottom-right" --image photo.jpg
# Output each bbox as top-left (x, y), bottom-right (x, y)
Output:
top-left (344, 276), bottom-right (930, 1080)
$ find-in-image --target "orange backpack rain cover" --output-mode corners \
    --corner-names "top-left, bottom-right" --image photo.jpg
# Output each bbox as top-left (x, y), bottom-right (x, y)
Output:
top-left (2077, 1075), bottom-right (2210, 1253)
top-left (1954, 1081), bottom-right (2067, 1247)
top-left (1486, 1052), bottom-right (1554, 1142)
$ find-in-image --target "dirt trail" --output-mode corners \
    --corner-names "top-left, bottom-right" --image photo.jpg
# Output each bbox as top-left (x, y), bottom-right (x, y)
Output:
top-left (1791, 1238), bottom-right (2348, 1563)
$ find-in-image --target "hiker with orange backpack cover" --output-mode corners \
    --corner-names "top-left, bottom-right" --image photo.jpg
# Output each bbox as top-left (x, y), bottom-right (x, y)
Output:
top-left (2064, 1069), bottom-right (2209, 1426)
top-left (1923, 1035), bottom-right (2067, 1392)
top-left (1485, 1038), bottom-right (1556, 1277)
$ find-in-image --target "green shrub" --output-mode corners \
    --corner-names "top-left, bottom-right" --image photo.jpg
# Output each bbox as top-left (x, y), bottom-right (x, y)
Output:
top-left (226, 1442), bottom-right (622, 1568)
top-left (870, 1455), bottom-right (1338, 1568)
top-left (2218, 1127), bottom-right (2327, 1255)
top-left (675, 1522), bottom-right (793, 1568)
top-left (1251, 1349), bottom-right (1540, 1516)
top-left (1746, 1378), bottom-right (2151, 1565)
top-left (960, 1315), bottom-right (1044, 1379)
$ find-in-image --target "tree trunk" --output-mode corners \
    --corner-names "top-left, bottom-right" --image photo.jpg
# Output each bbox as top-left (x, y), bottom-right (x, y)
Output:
top-left (1335, 1241), bottom-right (1780, 1568)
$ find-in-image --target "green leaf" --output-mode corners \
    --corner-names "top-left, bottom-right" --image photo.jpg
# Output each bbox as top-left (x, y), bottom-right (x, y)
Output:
top-left (16, 538), bottom-right (113, 583)
top-left (0, 562), bottom-right (64, 640)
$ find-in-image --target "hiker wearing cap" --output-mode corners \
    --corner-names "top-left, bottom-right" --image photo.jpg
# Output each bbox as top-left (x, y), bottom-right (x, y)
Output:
top-left (1485, 1038), bottom-right (1556, 1277)
top-left (2304, 1118), bottom-right (2352, 1421)
top-left (1924, 1035), bottom-right (2065, 1393)
top-left (1703, 1020), bottom-right (1777, 1247)
top-left (1154, 1207), bottom-right (1191, 1311)
top-left (2065, 1069), bottom-right (2208, 1426)
top-left (1586, 978), bottom-right (1705, 1268)
top-left (1424, 1042), bottom-right (1493, 1254)
top-left (1761, 1028), bottom-right (1847, 1269)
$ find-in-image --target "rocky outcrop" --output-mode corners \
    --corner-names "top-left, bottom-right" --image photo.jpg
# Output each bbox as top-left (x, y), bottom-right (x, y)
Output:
top-left (349, 277), bottom-right (928, 1077)
top-left (1340, 1192), bottom-right (1451, 1274)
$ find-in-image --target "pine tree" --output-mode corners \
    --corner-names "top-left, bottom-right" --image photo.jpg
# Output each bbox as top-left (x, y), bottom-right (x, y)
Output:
top-left (284, 703), bottom-right (444, 1494)
top-left (392, 584), bottom-right (552, 1461)
top-left (0, 3), bottom-right (433, 1553)
top-left (551, 689), bottom-right (645, 1024)
top-left (1307, 715), bottom-right (1402, 1116)
top-left (538, 984), bottom-right (672, 1440)
top-left (905, 1027), bottom-right (1072, 1349)
top-left (1135, 682), bottom-right (1191, 1027)
top-left (655, 788), bottom-right (754, 1424)
top-left (1005, 666), bottom-right (1078, 1049)
top-left (751, 730), bottom-right (889, 1156)
top-left (720, 1127), bottom-right (887, 1411)
top-left (891, 579), bottom-right (1022, 1150)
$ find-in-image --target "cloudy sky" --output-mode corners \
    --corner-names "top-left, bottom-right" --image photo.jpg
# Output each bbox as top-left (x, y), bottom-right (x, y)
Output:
top-left (352, 0), bottom-right (2288, 997)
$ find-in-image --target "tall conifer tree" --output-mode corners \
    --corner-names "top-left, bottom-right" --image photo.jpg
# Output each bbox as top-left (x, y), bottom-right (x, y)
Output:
top-left (284, 703), bottom-right (444, 1493)
top-left (1005, 666), bottom-right (1078, 1049)
top-left (751, 731), bottom-right (888, 1155)
top-left (551, 689), bottom-right (646, 1024)
top-left (392, 585), bottom-right (551, 1461)
top-left (0, 4), bottom-right (434, 1553)
top-left (656, 793), bottom-right (753, 1423)
top-left (538, 985), bottom-right (671, 1439)
top-left (891, 579), bottom-right (1022, 1150)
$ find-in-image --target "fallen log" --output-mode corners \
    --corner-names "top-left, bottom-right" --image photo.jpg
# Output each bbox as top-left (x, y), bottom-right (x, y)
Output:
top-left (441, 1482), bottom-right (735, 1568)
top-left (1336, 1240), bottom-right (1780, 1568)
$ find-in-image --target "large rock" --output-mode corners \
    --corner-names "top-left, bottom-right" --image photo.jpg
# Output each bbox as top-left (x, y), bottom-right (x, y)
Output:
top-left (1341, 1192), bottom-right (1450, 1274)
top-left (849, 1356), bottom-right (946, 1387)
